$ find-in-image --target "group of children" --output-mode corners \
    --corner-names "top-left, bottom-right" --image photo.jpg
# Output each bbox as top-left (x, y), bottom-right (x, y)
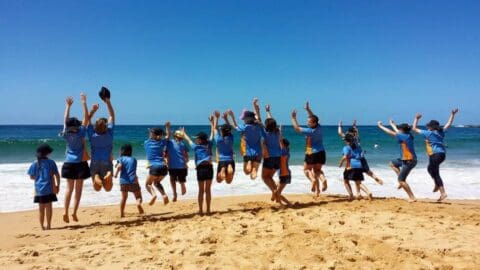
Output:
top-left (27, 89), bottom-right (458, 230)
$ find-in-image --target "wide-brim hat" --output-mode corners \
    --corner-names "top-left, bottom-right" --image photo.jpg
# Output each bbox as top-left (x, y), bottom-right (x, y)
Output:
top-left (174, 130), bottom-right (184, 138)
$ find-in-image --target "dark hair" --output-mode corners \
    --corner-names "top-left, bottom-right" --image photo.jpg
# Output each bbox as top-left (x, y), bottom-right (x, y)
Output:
top-left (309, 115), bottom-right (319, 126)
top-left (397, 123), bottom-right (412, 133)
top-left (195, 132), bottom-right (209, 145)
top-left (264, 118), bottom-right (278, 133)
top-left (36, 143), bottom-right (53, 173)
top-left (343, 133), bottom-right (358, 149)
top-left (94, 117), bottom-right (108, 134)
top-left (220, 124), bottom-right (232, 137)
top-left (426, 120), bottom-right (443, 132)
top-left (282, 138), bottom-right (290, 149)
top-left (150, 127), bottom-right (165, 140)
top-left (120, 144), bottom-right (133, 156)
top-left (347, 127), bottom-right (356, 133)
top-left (243, 111), bottom-right (256, 125)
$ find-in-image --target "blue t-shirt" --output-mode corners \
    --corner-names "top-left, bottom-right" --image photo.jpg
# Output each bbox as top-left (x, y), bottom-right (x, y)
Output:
top-left (342, 145), bottom-right (363, 169)
top-left (261, 129), bottom-right (281, 158)
top-left (61, 126), bottom-right (88, 163)
top-left (236, 124), bottom-right (262, 157)
top-left (191, 141), bottom-right (213, 166)
top-left (144, 139), bottom-right (167, 167)
top-left (396, 133), bottom-right (417, 160)
top-left (420, 129), bottom-right (446, 155)
top-left (117, 156), bottom-right (137, 185)
top-left (27, 159), bottom-right (58, 196)
top-left (300, 126), bottom-right (325, 154)
top-left (214, 133), bottom-right (234, 162)
top-left (87, 123), bottom-right (114, 162)
top-left (166, 139), bottom-right (189, 169)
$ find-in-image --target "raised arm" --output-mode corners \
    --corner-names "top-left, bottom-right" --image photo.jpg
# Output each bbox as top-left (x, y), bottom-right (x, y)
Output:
top-left (88, 104), bottom-right (99, 124)
top-left (212, 111), bottom-right (220, 137)
top-left (352, 120), bottom-right (358, 134)
top-left (227, 109), bottom-right (239, 129)
top-left (253, 98), bottom-right (262, 124)
top-left (209, 115), bottom-right (215, 141)
top-left (265, 104), bottom-right (273, 119)
top-left (64, 97), bottom-right (73, 130)
top-left (104, 98), bottom-right (115, 124)
top-left (80, 93), bottom-right (89, 126)
top-left (378, 121), bottom-right (396, 137)
top-left (337, 120), bottom-right (345, 137)
top-left (389, 119), bottom-right (400, 133)
top-left (443, 108), bottom-right (459, 131)
top-left (304, 101), bottom-right (314, 117)
top-left (182, 128), bottom-right (193, 146)
top-left (165, 121), bottom-right (171, 140)
top-left (412, 113), bottom-right (422, 134)
top-left (222, 111), bottom-right (230, 126)
top-left (291, 110), bottom-right (302, 133)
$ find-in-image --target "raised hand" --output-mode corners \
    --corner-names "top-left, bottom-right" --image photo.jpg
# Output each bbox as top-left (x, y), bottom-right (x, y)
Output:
top-left (66, 97), bottom-right (74, 106)
top-left (165, 121), bottom-right (171, 128)
top-left (208, 115), bottom-right (214, 123)
top-left (389, 119), bottom-right (395, 125)
top-left (227, 109), bottom-right (234, 116)
top-left (377, 121), bottom-right (383, 126)
top-left (415, 113), bottom-right (422, 119)
top-left (92, 104), bottom-right (99, 111)
top-left (253, 98), bottom-right (259, 107)
top-left (452, 108), bottom-right (459, 114)
top-left (338, 120), bottom-right (343, 126)
top-left (291, 110), bottom-right (297, 118)
top-left (222, 112), bottom-right (228, 119)
top-left (304, 101), bottom-right (310, 111)
top-left (80, 93), bottom-right (87, 103)
top-left (265, 104), bottom-right (271, 112)
top-left (213, 110), bottom-right (221, 118)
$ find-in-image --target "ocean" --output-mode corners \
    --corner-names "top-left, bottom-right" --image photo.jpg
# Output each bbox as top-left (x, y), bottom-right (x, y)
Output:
top-left (1, 125), bottom-right (479, 212)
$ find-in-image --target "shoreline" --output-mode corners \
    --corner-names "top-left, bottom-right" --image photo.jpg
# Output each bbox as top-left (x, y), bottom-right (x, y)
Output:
top-left (1, 194), bottom-right (479, 269)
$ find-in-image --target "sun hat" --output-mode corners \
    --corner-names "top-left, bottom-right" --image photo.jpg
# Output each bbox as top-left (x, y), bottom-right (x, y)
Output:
top-left (174, 130), bottom-right (184, 138)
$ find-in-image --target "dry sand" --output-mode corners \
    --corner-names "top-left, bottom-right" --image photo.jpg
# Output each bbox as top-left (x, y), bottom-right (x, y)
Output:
top-left (1, 194), bottom-right (479, 269)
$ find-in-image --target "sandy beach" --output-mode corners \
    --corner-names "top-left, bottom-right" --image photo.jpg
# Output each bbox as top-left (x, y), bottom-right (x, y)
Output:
top-left (1, 194), bottom-right (479, 269)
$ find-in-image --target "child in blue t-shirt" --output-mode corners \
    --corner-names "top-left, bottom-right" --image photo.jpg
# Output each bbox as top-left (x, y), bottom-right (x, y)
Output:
top-left (144, 123), bottom-right (170, 206)
top-left (212, 110), bottom-right (235, 184)
top-left (182, 119), bottom-right (215, 216)
top-left (27, 144), bottom-right (60, 230)
top-left (114, 144), bottom-right (144, 217)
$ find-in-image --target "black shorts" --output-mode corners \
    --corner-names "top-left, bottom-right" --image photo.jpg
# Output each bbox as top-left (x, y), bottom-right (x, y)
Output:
top-left (279, 174), bottom-right (291, 184)
top-left (61, 161), bottom-right (91, 180)
top-left (343, 168), bottom-right (364, 181)
top-left (90, 161), bottom-right (113, 178)
top-left (149, 165), bottom-right (168, 177)
top-left (304, 151), bottom-right (326, 165)
top-left (217, 160), bottom-right (235, 174)
top-left (34, 194), bottom-right (58, 204)
top-left (120, 183), bottom-right (142, 197)
top-left (360, 157), bottom-right (370, 173)
top-left (243, 155), bottom-right (261, 163)
top-left (169, 168), bottom-right (188, 183)
top-left (196, 163), bottom-right (214, 181)
top-left (263, 157), bottom-right (281, 170)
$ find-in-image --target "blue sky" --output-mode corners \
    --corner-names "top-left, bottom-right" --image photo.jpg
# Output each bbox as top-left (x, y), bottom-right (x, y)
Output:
top-left (0, 0), bottom-right (479, 125)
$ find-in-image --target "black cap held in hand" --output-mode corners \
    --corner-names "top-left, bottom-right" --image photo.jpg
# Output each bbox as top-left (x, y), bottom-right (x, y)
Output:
top-left (99, 86), bottom-right (111, 101)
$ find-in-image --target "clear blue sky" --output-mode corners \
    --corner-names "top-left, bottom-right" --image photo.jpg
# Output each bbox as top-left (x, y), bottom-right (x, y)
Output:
top-left (1, 0), bottom-right (479, 125)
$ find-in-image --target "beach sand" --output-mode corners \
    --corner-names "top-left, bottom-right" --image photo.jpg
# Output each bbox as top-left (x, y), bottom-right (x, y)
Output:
top-left (1, 194), bottom-right (479, 269)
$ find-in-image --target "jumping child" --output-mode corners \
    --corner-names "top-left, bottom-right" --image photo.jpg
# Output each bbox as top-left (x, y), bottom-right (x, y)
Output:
top-left (114, 144), bottom-right (144, 217)
top-left (166, 126), bottom-right (189, 202)
top-left (27, 144), bottom-right (60, 230)
top-left (212, 111), bottom-right (235, 183)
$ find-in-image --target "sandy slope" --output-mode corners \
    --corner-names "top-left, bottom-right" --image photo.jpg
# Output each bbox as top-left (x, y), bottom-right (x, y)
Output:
top-left (1, 194), bottom-right (479, 269)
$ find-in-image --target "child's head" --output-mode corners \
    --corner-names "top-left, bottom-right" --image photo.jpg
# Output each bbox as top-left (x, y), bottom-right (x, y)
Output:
top-left (120, 144), bottom-right (133, 157)
top-left (397, 123), bottom-right (412, 133)
top-left (220, 124), bottom-right (232, 137)
top-left (149, 127), bottom-right (165, 140)
top-left (343, 133), bottom-right (354, 145)
top-left (347, 127), bottom-right (357, 135)
top-left (241, 111), bottom-right (256, 125)
top-left (36, 143), bottom-right (53, 158)
top-left (173, 130), bottom-right (184, 141)
top-left (94, 117), bottom-right (108, 134)
top-left (194, 132), bottom-right (209, 145)
top-left (282, 138), bottom-right (290, 150)
top-left (264, 118), bottom-right (278, 133)
top-left (307, 115), bottom-right (319, 128)
top-left (65, 117), bottom-right (82, 133)
top-left (426, 120), bottom-right (442, 132)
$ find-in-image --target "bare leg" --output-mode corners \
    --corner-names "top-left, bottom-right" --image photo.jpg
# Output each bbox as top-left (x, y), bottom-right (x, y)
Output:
top-left (354, 181), bottom-right (362, 199)
top-left (304, 163), bottom-right (316, 193)
top-left (120, 191), bottom-right (128, 218)
top-left (103, 171), bottom-right (113, 191)
top-left (438, 186), bottom-right (447, 202)
top-left (390, 163), bottom-right (402, 189)
top-left (181, 182), bottom-right (186, 195)
top-left (153, 180), bottom-right (169, 205)
top-left (357, 181), bottom-right (372, 200)
top-left (72, 180), bottom-right (83, 222)
top-left (145, 175), bottom-right (157, 205)
top-left (262, 168), bottom-right (277, 201)
top-left (343, 180), bottom-right (354, 201)
top-left (399, 181), bottom-right (416, 202)
top-left (250, 161), bottom-right (260, 180)
top-left (226, 164), bottom-right (234, 184)
top-left (367, 170), bottom-right (383, 185)
top-left (198, 181), bottom-right (205, 215)
top-left (205, 180), bottom-right (212, 215)
top-left (244, 160), bottom-right (252, 175)
top-left (315, 164), bottom-right (327, 192)
top-left (217, 167), bottom-right (225, 183)
top-left (45, 203), bottom-right (52, 230)
top-left (38, 204), bottom-right (46, 230)
top-left (275, 183), bottom-right (291, 205)
top-left (134, 191), bottom-right (144, 214)
top-left (63, 179), bottom-right (75, 223)
top-left (93, 175), bottom-right (102, 191)
top-left (170, 177), bottom-right (177, 202)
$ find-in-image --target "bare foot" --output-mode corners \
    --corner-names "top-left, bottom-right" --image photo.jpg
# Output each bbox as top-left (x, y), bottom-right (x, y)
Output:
top-left (72, 214), bottom-right (79, 222)
top-left (408, 198), bottom-right (417, 203)
top-left (321, 180), bottom-right (328, 191)
top-left (63, 214), bottom-right (69, 223)
top-left (397, 184), bottom-right (402, 190)
top-left (181, 185), bottom-right (186, 195)
top-left (310, 182), bottom-right (315, 192)
top-left (172, 195), bottom-right (177, 202)
top-left (219, 168), bottom-right (226, 180)
top-left (437, 194), bottom-right (447, 202)
top-left (137, 205), bottom-right (144, 214)
top-left (375, 178), bottom-right (384, 185)
top-left (46, 225), bottom-right (51, 230)
top-left (227, 164), bottom-right (234, 175)
top-left (271, 193), bottom-right (276, 201)
top-left (199, 211), bottom-right (204, 216)
top-left (251, 170), bottom-right (257, 180)
top-left (149, 195), bottom-right (157, 206)
top-left (120, 214), bottom-right (125, 218)
top-left (163, 195), bottom-right (169, 205)
top-left (348, 195), bottom-right (354, 201)
top-left (367, 193), bottom-right (373, 201)
top-left (356, 194), bottom-right (363, 200)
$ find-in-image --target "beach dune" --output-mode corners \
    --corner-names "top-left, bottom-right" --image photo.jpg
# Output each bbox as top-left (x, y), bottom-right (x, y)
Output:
top-left (1, 194), bottom-right (479, 269)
